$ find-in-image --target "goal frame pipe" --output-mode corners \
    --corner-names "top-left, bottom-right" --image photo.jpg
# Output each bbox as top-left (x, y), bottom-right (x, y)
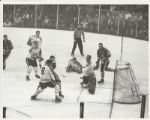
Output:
top-left (109, 60), bottom-right (118, 118)
top-left (3, 107), bottom-right (6, 118)
top-left (128, 64), bottom-right (141, 101)
top-left (120, 35), bottom-right (123, 61)
top-left (140, 95), bottom-right (146, 118)
top-left (80, 102), bottom-right (84, 118)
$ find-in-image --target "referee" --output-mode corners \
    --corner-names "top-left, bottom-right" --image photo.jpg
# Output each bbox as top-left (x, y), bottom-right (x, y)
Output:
top-left (71, 24), bottom-right (85, 56)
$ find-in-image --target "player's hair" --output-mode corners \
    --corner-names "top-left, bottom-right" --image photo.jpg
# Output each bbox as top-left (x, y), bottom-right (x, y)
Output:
top-left (36, 30), bottom-right (40, 33)
top-left (99, 43), bottom-right (103, 46)
top-left (46, 59), bottom-right (53, 65)
top-left (3, 34), bottom-right (7, 38)
top-left (50, 55), bottom-right (55, 59)
top-left (86, 55), bottom-right (91, 61)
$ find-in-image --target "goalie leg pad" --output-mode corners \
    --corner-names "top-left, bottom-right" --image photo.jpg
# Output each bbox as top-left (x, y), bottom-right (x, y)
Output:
top-left (88, 74), bottom-right (96, 94)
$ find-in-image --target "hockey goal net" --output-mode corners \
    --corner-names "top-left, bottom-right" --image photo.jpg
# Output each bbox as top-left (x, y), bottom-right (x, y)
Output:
top-left (112, 60), bottom-right (141, 104)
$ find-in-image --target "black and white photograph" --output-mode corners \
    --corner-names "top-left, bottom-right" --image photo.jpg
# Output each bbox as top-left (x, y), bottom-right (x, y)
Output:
top-left (2, 2), bottom-right (149, 119)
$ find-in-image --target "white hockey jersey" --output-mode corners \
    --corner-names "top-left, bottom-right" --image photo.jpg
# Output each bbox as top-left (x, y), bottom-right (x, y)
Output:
top-left (29, 35), bottom-right (42, 48)
top-left (27, 47), bottom-right (40, 60)
top-left (40, 65), bottom-right (55, 83)
top-left (83, 63), bottom-right (94, 76)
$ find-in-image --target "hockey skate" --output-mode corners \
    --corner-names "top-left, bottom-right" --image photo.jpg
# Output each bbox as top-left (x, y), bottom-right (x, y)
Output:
top-left (35, 74), bottom-right (40, 79)
top-left (26, 76), bottom-right (30, 81)
top-left (59, 93), bottom-right (64, 99)
top-left (55, 96), bottom-right (62, 103)
top-left (31, 95), bottom-right (37, 100)
top-left (98, 79), bottom-right (104, 84)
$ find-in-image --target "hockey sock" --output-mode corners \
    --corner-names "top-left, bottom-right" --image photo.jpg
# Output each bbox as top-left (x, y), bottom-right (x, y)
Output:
top-left (34, 67), bottom-right (38, 75)
top-left (55, 84), bottom-right (61, 98)
top-left (101, 72), bottom-right (104, 80)
top-left (27, 66), bottom-right (32, 76)
top-left (34, 87), bottom-right (44, 96)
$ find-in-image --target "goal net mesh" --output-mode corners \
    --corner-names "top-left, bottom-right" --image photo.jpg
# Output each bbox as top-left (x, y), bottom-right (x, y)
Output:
top-left (113, 60), bottom-right (141, 104)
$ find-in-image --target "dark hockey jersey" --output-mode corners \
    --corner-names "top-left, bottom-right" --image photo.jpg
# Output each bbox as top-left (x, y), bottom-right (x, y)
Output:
top-left (97, 47), bottom-right (111, 60)
top-left (3, 39), bottom-right (13, 55)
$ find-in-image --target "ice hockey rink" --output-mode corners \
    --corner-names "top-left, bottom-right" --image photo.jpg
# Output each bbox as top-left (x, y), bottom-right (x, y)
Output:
top-left (2, 27), bottom-right (149, 118)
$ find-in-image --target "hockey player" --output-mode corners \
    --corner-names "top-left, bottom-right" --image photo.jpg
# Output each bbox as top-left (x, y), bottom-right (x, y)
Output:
top-left (49, 55), bottom-right (64, 98)
top-left (71, 24), bottom-right (85, 56)
top-left (95, 43), bottom-right (113, 84)
top-left (66, 57), bottom-right (83, 74)
top-left (26, 41), bottom-right (41, 81)
top-left (27, 30), bottom-right (42, 67)
top-left (80, 55), bottom-right (96, 94)
top-left (3, 35), bottom-right (13, 70)
top-left (31, 58), bottom-right (64, 103)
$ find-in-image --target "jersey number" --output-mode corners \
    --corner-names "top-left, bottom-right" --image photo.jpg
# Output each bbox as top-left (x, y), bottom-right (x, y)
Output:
top-left (41, 67), bottom-right (45, 75)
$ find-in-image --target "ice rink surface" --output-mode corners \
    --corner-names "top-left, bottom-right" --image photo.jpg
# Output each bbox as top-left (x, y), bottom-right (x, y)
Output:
top-left (2, 27), bottom-right (149, 118)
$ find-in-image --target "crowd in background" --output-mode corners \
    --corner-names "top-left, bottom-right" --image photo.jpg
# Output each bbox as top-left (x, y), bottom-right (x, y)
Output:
top-left (3, 5), bottom-right (148, 40)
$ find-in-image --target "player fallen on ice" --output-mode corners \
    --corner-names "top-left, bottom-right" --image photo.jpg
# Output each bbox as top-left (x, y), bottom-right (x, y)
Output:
top-left (80, 55), bottom-right (96, 94)
top-left (31, 58), bottom-right (64, 103)
top-left (66, 57), bottom-right (83, 74)
top-left (26, 41), bottom-right (42, 81)
top-left (71, 24), bottom-right (85, 56)
top-left (27, 30), bottom-right (43, 67)
top-left (94, 43), bottom-right (114, 84)
top-left (3, 35), bottom-right (13, 70)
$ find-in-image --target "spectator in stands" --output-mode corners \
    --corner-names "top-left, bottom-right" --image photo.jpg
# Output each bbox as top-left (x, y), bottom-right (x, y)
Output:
top-left (73, 17), bottom-right (78, 27)
top-left (14, 14), bottom-right (23, 27)
top-left (3, 18), bottom-right (13, 27)
top-left (42, 16), bottom-right (52, 28)
top-left (80, 18), bottom-right (88, 31)
top-left (69, 23), bottom-right (75, 31)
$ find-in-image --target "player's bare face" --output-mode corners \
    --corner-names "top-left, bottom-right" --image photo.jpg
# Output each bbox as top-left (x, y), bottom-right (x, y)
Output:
top-left (99, 45), bottom-right (103, 49)
top-left (36, 32), bottom-right (40, 37)
top-left (4, 36), bottom-right (8, 40)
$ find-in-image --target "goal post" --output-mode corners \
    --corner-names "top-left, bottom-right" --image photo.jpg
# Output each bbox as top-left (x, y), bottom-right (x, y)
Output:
top-left (112, 60), bottom-right (141, 104)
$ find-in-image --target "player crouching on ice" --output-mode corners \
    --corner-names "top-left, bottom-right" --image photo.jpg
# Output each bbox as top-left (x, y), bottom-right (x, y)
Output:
top-left (26, 41), bottom-right (43, 81)
top-left (66, 57), bottom-right (83, 74)
top-left (94, 43), bottom-right (114, 84)
top-left (31, 58), bottom-right (64, 103)
top-left (80, 55), bottom-right (96, 94)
